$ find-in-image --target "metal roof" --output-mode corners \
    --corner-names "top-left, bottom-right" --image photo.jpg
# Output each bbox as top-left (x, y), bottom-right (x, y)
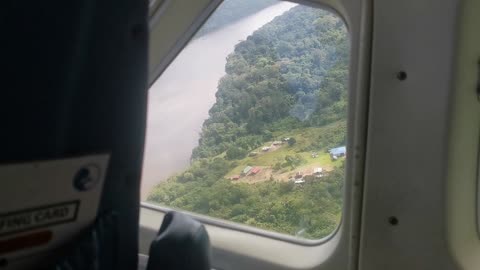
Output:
top-left (243, 166), bottom-right (253, 174)
top-left (329, 146), bottom-right (346, 155)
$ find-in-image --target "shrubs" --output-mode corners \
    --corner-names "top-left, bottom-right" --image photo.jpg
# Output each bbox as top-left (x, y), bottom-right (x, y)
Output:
top-left (148, 165), bottom-right (344, 239)
top-left (287, 137), bottom-right (297, 146)
top-left (226, 146), bottom-right (248, 160)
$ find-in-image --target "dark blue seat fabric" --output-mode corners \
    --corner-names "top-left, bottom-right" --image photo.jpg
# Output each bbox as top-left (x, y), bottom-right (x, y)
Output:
top-left (0, 0), bottom-right (148, 269)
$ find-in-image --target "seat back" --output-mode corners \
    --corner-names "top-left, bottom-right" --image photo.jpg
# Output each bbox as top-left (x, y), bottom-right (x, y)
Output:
top-left (0, 0), bottom-right (148, 268)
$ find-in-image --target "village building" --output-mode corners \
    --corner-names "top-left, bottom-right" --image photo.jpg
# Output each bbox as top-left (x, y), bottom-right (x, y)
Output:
top-left (242, 166), bottom-right (252, 176)
top-left (250, 167), bottom-right (261, 174)
top-left (329, 146), bottom-right (346, 159)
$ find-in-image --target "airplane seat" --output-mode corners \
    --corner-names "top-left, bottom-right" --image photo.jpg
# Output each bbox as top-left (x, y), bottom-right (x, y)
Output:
top-left (0, 0), bottom-right (146, 269)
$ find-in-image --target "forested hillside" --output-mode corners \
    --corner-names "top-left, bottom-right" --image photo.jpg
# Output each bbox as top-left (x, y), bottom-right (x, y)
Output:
top-left (148, 6), bottom-right (349, 239)
top-left (193, 6), bottom-right (348, 159)
top-left (196, 0), bottom-right (278, 37)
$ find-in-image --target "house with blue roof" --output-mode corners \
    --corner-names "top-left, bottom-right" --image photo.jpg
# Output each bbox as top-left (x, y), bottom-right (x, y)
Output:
top-left (328, 146), bottom-right (346, 159)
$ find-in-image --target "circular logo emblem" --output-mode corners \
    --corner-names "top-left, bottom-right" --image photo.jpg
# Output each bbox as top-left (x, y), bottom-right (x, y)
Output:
top-left (73, 164), bottom-right (100, 191)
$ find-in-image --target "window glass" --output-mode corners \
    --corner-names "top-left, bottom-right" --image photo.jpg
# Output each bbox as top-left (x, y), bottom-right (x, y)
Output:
top-left (143, 0), bottom-right (350, 240)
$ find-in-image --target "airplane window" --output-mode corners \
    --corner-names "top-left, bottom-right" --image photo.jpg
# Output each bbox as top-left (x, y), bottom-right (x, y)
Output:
top-left (143, 0), bottom-right (350, 240)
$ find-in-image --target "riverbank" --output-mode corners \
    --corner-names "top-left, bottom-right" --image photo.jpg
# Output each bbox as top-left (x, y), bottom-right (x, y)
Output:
top-left (141, 2), bottom-right (297, 200)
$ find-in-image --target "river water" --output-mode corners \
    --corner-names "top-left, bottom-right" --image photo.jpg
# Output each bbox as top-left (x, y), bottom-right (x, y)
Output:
top-left (141, 2), bottom-right (297, 200)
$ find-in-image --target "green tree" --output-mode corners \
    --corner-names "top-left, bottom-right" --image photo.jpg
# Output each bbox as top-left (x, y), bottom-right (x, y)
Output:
top-left (288, 137), bottom-right (297, 146)
top-left (226, 146), bottom-right (248, 160)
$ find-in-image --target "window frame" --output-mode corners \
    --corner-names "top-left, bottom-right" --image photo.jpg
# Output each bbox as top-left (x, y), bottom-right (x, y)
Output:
top-left (141, 202), bottom-right (340, 246)
top-left (142, 0), bottom-right (371, 267)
